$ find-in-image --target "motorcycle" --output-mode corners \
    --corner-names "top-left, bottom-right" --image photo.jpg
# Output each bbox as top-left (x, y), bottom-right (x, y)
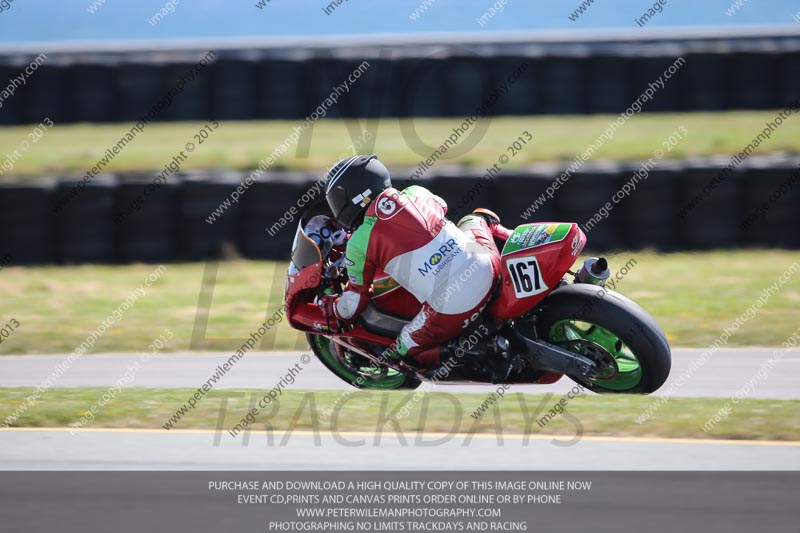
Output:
top-left (285, 201), bottom-right (671, 394)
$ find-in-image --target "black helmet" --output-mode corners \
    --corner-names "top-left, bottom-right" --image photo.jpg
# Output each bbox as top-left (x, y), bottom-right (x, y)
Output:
top-left (324, 155), bottom-right (391, 230)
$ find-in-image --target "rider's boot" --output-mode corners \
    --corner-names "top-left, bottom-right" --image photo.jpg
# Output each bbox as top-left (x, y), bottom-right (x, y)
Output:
top-left (382, 343), bottom-right (441, 372)
top-left (472, 208), bottom-right (513, 242)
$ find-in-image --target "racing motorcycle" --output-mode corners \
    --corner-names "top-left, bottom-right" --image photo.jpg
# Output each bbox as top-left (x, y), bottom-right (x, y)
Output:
top-left (285, 201), bottom-right (671, 394)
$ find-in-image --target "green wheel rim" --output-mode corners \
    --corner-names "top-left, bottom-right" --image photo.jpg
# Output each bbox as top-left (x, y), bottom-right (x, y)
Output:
top-left (548, 319), bottom-right (643, 391)
top-left (310, 335), bottom-right (408, 389)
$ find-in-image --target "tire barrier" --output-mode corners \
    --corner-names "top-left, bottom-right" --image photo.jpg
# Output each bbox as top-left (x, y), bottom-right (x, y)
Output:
top-left (114, 172), bottom-right (179, 263)
top-left (555, 162), bottom-right (623, 251)
top-left (53, 174), bottom-right (117, 263)
top-left (739, 158), bottom-right (800, 248)
top-left (117, 64), bottom-right (166, 123)
top-left (618, 160), bottom-right (684, 251)
top-left (0, 178), bottom-right (54, 264)
top-left (210, 59), bottom-right (256, 121)
top-left (240, 173), bottom-right (313, 260)
top-left (1, 155), bottom-right (799, 265)
top-left (678, 157), bottom-right (747, 250)
top-left (2, 41), bottom-right (800, 124)
top-left (176, 171), bottom-right (241, 261)
top-left (71, 65), bottom-right (118, 123)
top-left (0, 66), bottom-right (21, 126)
top-left (682, 53), bottom-right (728, 111)
top-left (779, 51), bottom-right (800, 107)
top-left (22, 65), bottom-right (70, 125)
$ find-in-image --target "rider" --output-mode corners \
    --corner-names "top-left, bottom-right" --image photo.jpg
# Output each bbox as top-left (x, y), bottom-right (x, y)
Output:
top-left (318, 154), bottom-right (512, 370)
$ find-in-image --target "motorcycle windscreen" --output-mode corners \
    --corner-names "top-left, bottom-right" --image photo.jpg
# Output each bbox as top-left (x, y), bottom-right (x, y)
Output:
top-left (288, 222), bottom-right (323, 275)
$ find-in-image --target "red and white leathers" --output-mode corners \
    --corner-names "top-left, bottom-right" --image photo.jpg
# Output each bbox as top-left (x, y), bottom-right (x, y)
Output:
top-left (330, 185), bottom-right (502, 368)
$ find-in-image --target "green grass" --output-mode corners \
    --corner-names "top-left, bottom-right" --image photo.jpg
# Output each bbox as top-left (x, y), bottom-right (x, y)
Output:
top-left (0, 250), bottom-right (798, 355)
top-left (2, 111), bottom-right (799, 176)
top-left (1, 388), bottom-right (798, 441)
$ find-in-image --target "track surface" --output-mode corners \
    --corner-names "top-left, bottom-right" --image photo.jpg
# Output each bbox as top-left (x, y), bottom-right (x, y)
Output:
top-left (2, 349), bottom-right (798, 471)
top-left (1, 427), bottom-right (798, 470)
top-left (0, 348), bottom-right (798, 398)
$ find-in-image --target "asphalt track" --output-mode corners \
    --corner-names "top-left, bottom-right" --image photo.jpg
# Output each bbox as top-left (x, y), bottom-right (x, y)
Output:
top-left (1, 427), bottom-right (798, 470)
top-left (2, 348), bottom-right (798, 471)
top-left (0, 348), bottom-right (798, 398)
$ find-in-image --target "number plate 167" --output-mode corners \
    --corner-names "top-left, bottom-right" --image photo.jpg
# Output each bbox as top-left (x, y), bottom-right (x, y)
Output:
top-left (506, 256), bottom-right (548, 298)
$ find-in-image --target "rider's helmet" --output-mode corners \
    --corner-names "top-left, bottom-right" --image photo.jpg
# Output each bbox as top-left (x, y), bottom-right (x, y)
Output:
top-left (324, 155), bottom-right (391, 230)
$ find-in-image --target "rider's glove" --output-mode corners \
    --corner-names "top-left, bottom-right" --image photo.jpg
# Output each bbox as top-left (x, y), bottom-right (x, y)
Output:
top-left (316, 295), bottom-right (342, 332)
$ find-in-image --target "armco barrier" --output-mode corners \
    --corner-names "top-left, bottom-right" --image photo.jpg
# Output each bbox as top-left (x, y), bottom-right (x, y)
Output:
top-left (0, 155), bottom-right (799, 265)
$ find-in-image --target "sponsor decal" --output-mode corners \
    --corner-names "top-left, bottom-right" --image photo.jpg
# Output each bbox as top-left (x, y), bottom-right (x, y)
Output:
top-left (352, 188), bottom-right (372, 208)
top-left (504, 223), bottom-right (571, 253)
top-left (372, 276), bottom-right (401, 296)
top-left (571, 234), bottom-right (581, 256)
top-left (417, 238), bottom-right (461, 277)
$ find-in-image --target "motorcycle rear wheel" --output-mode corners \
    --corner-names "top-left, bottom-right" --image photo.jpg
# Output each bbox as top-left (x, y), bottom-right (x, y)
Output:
top-left (307, 333), bottom-right (421, 390)
top-left (537, 284), bottom-right (671, 394)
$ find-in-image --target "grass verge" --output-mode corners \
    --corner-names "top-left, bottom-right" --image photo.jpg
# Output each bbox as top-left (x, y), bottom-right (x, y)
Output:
top-left (1, 250), bottom-right (799, 355)
top-left (1, 388), bottom-right (798, 442)
top-left (2, 111), bottom-right (799, 176)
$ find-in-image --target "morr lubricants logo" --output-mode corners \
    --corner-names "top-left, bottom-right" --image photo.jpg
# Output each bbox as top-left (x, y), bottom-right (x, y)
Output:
top-left (417, 239), bottom-right (461, 277)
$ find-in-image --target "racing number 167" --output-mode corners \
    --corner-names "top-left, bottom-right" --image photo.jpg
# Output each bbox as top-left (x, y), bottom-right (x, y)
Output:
top-left (507, 257), bottom-right (543, 297)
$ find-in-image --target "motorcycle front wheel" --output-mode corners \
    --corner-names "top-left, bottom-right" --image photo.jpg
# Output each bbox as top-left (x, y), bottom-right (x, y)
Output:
top-left (307, 333), bottom-right (421, 390)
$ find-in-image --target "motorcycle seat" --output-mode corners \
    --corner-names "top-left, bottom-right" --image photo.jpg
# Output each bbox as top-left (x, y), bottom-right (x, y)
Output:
top-left (360, 304), bottom-right (410, 338)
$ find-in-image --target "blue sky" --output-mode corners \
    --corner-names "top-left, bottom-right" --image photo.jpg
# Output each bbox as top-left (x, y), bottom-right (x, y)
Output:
top-left (0, 0), bottom-right (798, 43)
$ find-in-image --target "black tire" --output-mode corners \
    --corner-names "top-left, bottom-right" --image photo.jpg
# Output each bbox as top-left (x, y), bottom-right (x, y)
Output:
top-left (306, 334), bottom-right (421, 390)
top-left (536, 283), bottom-right (671, 394)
